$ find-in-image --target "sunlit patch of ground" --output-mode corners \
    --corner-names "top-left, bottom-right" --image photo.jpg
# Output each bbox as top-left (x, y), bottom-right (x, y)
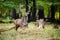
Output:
top-left (0, 22), bottom-right (60, 40)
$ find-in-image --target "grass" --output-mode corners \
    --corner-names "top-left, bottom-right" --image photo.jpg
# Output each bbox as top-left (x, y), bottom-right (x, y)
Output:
top-left (0, 22), bottom-right (60, 40)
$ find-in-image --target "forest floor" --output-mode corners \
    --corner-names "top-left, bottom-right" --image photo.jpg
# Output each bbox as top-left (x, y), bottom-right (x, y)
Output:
top-left (0, 22), bottom-right (60, 40)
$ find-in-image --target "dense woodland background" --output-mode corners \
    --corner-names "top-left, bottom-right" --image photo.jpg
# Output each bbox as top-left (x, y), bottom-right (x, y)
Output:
top-left (0, 0), bottom-right (60, 23)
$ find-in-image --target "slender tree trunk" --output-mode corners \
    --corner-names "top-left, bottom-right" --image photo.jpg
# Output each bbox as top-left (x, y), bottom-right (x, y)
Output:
top-left (25, 0), bottom-right (29, 12)
top-left (28, 7), bottom-right (33, 22)
top-left (59, 7), bottom-right (60, 20)
top-left (59, 6), bottom-right (60, 23)
top-left (38, 7), bottom-right (44, 19)
top-left (32, 0), bottom-right (36, 21)
top-left (12, 8), bottom-right (19, 19)
top-left (50, 5), bottom-right (55, 22)
top-left (47, 6), bottom-right (51, 22)
top-left (25, 0), bottom-right (32, 22)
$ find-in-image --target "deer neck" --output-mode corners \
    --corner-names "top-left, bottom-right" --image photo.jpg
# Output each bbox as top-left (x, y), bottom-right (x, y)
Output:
top-left (22, 16), bottom-right (28, 23)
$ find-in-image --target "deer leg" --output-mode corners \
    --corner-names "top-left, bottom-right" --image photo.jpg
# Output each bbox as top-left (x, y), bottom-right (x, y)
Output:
top-left (0, 32), bottom-right (1, 34)
top-left (36, 23), bottom-right (39, 27)
top-left (42, 23), bottom-right (45, 28)
top-left (42, 25), bottom-right (44, 28)
top-left (22, 23), bottom-right (28, 27)
top-left (25, 23), bottom-right (28, 27)
top-left (15, 25), bottom-right (19, 31)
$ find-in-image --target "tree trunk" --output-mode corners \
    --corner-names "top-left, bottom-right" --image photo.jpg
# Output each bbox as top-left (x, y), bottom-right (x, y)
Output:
top-left (28, 7), bottom-right (33, 22)
top-left (50, 5), bottom-right (55, 22)
top-left (25, 0), bottom-right (29, 12)
top-left (59, 6), bottom-right (60, 23)
top-left (25, 0), bottom-right (32, 22)
top-left (38, 6), bottom-right (44, 19)
top-left (47, 6), bottom-right (51, 22)
top-left (12, 8), bottom-right (19, 19)
top-left (59, 7), bottom-right (60, 20)
top-left (32, 0), bottom-right (36, 21)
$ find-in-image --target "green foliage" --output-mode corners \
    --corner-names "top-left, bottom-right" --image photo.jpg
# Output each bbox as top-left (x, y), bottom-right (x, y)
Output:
top-left (0, 1), bottom-right (19, 8)
top-left (55, 11), bottom-right (59, 19)
top-left (0, 0), bottom-right (60, 23)
top-left (2, 17), bottom-right (14, 23)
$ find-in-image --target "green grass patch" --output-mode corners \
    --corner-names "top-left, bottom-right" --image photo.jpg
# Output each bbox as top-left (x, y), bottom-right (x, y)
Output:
top-left (0, 23), bottom-right (60, 40)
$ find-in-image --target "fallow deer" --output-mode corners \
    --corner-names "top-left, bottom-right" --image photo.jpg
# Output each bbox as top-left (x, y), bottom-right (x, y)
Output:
top-left (36, 19), bottom-right (45, 28)
top-left (14, 12), bottom-right (29, 31)
top-left (14, 5), bottom-right (30, 31)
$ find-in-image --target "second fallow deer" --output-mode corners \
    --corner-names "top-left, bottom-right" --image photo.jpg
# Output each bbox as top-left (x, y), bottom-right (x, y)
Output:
top-left (36, 19), bottom-right (45, 28)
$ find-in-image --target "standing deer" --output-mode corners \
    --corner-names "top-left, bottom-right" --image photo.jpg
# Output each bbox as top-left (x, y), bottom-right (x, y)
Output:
top-left (14, 12), bottom-right (29, 31)
top-left (36, 18), bottom-right (45, 28)
top-left (14, 5), bottom-right (31, 31)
